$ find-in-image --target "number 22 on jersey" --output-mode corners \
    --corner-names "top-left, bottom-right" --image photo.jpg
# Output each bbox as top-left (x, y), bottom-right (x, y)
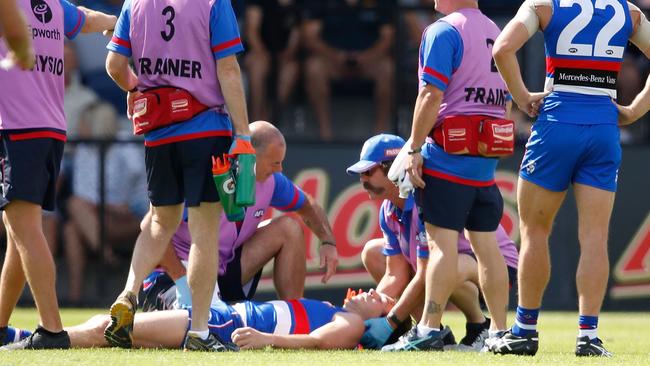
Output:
top-left (556, 0), bottom-right (626, 58)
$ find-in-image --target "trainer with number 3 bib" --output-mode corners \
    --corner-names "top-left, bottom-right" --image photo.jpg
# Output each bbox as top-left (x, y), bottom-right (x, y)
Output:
top-left (104, 0), bottom-right (252, 352)
top-left (490, 0), bottom-right (650, 357)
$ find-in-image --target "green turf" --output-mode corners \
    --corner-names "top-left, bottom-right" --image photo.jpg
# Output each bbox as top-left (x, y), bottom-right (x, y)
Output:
top-left (1, 308), bottom-right (648, 365)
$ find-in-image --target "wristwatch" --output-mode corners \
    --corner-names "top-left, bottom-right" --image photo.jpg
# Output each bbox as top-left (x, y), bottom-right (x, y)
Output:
top-left (387, 312), bottom-right (402, 329)
top-left (407, 147), bottom-right (422, 155)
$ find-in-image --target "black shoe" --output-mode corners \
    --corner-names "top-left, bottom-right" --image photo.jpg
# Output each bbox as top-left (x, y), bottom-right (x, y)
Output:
top-left (183, 332), bottom-right (239, 352)
top-left (104, 291), bottom-right (137, 348)
top-left (0, 327), bottom-right (6, 345)
top-left (458, 318), bottom-right (490, 352)
top-left (442, 325), bottom-right (456, 346)
top-left (487, 329), bottom-right (538, 356)
top-left (0, 326), bottom-right (70, 350)
top-left (575, 336), bottom-right (612, 357)
top-left (381, 326), bottom-right (451, 352)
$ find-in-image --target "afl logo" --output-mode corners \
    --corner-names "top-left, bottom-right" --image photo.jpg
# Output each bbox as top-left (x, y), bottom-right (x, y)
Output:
top-left (31, 0), bottom-right (53, 24)
top-left (568, 47), bottom-right (578, 53)
top-left (222, 177), bottom-right (236, 195)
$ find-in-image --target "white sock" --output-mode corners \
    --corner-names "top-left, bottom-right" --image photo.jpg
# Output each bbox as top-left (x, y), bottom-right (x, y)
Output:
top-left (188, 329), bottom-right (210, 340)
top-left (416, 324), bottom-right (438, 338)
top-left (489, 330), bottom-right (506, 338)
top-left (578, 328), bottom-right (598, 340)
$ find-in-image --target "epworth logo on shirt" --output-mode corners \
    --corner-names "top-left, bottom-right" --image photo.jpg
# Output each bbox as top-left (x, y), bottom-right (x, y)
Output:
top-left (31, 0), bottom-right (53, 24)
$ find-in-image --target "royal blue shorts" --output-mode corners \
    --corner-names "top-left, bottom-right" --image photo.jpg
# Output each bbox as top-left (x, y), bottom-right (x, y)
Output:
top-left (0, 130), bottom-right (65, 211)
top-left (520, 122), bottom-right (621, 192)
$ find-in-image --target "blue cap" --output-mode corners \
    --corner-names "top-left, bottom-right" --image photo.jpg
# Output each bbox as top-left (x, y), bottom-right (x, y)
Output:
top-left (346, 134), bottom-right (406, 174)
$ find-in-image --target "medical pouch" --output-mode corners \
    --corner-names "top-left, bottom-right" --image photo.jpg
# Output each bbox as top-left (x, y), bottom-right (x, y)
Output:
top-left (131, 87), bottom-right (209, 135)
top-left (432, 115), bottom-right (514, 157)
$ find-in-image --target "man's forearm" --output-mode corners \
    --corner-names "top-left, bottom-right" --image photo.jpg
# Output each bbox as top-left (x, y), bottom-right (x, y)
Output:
top-left (268, 334), bottom-right (321, 349)
top-left (376, 273), bottom-right (407, 299)
top-left (106, 53), bottom-right (138, 91)
top-left (629, 74), bottom-right (650, 118)
top-left (0, 1), bottom-right (31, 54)
top-left (217, 57), bottom-right (251, 136)
top-left (493, 22), bottom-right (532, 103)
top-left (493, 51), bottom-right (528, 104)
top-left (79, 6), bottom-right (116, 34)
top-left (296, 198), bottom-right (334, 243)
top-left (390, 273), bottom-right (424, 324)
top-left (364, 26), bottom-right (394, 57)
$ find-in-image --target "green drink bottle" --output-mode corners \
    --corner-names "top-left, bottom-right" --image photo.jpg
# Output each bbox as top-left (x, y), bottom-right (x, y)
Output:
top-left (212, 155), bottom-right (244, 222)
top-left (234, 153), bottom-right (256, 207)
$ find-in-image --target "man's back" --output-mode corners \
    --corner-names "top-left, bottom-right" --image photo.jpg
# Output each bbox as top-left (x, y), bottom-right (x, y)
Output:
top-left (541, 0), bottom-right (633, 124)
top-left (129, 0), bottom-right (221, 107)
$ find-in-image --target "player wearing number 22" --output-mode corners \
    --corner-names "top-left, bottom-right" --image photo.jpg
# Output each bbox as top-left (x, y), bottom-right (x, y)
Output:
top-left (490, 0), bottom-right (650, 357)
top-left (105, 0), bottom-right (252, 352)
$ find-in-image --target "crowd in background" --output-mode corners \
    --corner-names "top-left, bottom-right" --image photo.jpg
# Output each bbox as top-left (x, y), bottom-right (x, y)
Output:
top-left (1, 0), bottom-right (649, 306)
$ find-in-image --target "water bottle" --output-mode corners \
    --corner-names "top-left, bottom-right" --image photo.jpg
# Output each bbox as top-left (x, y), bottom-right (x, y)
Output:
top-left (212, 155), bottom-right (245, 222)
top-left (234, 153), bottom-right (256, 207)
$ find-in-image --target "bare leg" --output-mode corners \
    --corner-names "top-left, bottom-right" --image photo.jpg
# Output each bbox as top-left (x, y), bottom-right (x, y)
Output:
top-left (304, 55), bottom-right (333, 140)
top-left (449, 254), bottom-right (485, 324)
top-left (4, 200), bottom-right (62, 331)
top-left (186, 202), bottom-right (221, 331)
top-left (368, 56), bottom-right (393, 133)
top-left (516, 179), bottom-right (566, 309)
top-left (419, 224), bottom-right (459, 329)
top-left (574, 183), bottom-right (615, 316)
top-left (466, 230), bottom-right (508, 331)
top-left (240, 216), bottom-right (305, 299)
top-left (244, 52), bottom-right (271, 121)
top-left (68, 310), bottom-right (189, 349)
top-left (361, 238), bottom-right (386, 284)
top-left (42, 212), bottom-right (58, 255)
top-left (276, 54), bottom-right (299, 107)
top-left (0, 215), bottom-right (26, 327)
top-left (63, 221), bottom-right (85, 303)
top-left (123, 205), bottom-right (183, 294)
top-left (450, 281), bottom-right (485, 324)
top-left (67, 197), bottom-right (101, 252)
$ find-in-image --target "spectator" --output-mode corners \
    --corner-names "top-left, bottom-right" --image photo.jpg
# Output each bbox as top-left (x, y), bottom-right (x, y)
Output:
top-left (63, 103), bottom-right (147, 305)
top-left (244, 0), bottom-right (301, 122)
top-left (303, 0), bottom-right (395, 140)
top-left (64, 42), bottom-right (98, 138)
top-left (617, 55), bottom-right (644, 143)
top-left (72, 0), bottom-right (125, 114)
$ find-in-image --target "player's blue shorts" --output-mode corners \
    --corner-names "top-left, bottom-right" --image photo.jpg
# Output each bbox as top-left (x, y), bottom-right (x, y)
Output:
top-left (0, 130), bottom-right (65, 211)
top-left (520, 122), bottom-right (621, 192)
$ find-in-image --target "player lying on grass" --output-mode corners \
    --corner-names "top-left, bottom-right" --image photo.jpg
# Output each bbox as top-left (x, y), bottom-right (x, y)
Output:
top-left (2, 290), bottom-right (420, 350)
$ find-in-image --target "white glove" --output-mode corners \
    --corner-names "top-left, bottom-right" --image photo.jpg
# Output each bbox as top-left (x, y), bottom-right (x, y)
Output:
top-left (398, 173), bottom-right (414, 199)
top-left (387, 146), bottom-right (410, 187)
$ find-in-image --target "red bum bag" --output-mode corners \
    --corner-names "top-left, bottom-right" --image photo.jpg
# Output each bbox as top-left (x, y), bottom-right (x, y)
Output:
top-left (130, 86), bottom-right (210, 135)
top-left (431, 115), bottom-right (515, 158)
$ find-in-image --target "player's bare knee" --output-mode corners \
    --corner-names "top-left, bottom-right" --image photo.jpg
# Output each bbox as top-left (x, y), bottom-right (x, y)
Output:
top-left (360, 240), bottom-right (381, 267)
top-left (88, 314), bottom-right (111, 329)
top-left (276, 216), bottom-right (304, 249)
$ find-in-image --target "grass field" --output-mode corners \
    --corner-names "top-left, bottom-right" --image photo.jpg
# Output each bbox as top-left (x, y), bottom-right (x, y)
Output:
top-left (0, 308), bottom-right (648, 366)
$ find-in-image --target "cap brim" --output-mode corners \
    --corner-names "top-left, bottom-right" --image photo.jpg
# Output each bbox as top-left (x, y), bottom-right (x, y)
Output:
top-left (346, 160), bottom-right (378, 175)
